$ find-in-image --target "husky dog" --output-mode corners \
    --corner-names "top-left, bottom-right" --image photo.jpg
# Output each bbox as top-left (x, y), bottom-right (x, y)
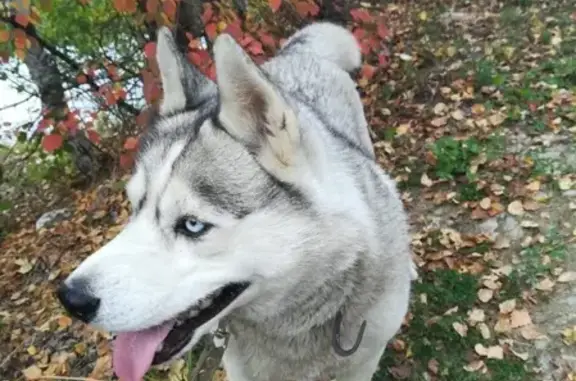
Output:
top-left (57, 22), bottom-right (415, 381)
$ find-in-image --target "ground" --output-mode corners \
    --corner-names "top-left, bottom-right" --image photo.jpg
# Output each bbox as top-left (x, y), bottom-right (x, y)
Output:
top-left (1, 1), bottom-right (576, 380)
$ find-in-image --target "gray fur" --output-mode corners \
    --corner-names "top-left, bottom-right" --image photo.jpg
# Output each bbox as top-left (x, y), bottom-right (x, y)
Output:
top-left (61, 22), bottom-right (415, 381)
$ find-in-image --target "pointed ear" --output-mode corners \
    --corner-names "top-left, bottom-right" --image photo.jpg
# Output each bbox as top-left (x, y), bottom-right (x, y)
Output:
top-left (213, 34), bottom-right (300, 179)
top-left (156, 27), bottom-right (216, 115)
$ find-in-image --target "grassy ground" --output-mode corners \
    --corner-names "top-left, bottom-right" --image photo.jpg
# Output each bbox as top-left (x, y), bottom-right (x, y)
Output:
top-left (1, 0), bottom-right (576, 381)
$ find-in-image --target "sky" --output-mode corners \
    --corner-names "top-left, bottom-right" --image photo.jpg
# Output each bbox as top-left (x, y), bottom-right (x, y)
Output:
top-left (0, 65), bottom-right (42, 146)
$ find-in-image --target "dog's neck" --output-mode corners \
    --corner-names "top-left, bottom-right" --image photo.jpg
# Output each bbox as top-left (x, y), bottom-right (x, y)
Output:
top-left (227, 255), bottom-right (383, 343)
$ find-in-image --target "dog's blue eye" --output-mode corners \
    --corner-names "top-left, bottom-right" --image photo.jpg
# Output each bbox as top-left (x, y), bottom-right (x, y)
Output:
top-left (175, 217), bottom-right (212, 238)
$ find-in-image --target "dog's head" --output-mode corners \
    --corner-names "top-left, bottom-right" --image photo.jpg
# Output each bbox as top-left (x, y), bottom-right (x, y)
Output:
top-left (57, 27), bottom-right (364, 381)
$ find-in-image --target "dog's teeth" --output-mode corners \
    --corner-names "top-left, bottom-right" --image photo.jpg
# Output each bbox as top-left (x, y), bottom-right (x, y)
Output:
top-left (175, 319), bottom-right (183, 326)
top-left (155, 342), bottom-right (163, 352)
top-left (188, 308), bottom-right (199, 318)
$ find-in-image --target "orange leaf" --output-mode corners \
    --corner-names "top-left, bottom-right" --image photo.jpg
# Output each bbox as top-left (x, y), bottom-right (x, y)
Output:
top-left (360, 64), bottom-right (376, 80)
top-left (123, 137), bottom-right (139, 151)
top-left (76, 74), bottom-right (87, 84)
top-left (114, 0), bottom-right (137, 13)
top-left (42, 133), bottom-right (63, 152)
top-left (162, 0), bottom-right (177, 21)
top-left (86, 129), bottom-right (101, 145)
top-left (269, 0), bottom-right (282, 12)
top-left (13, 29), bottom-right (27, 50)
top-left (0, 30), bottom-right (10, 43)
top-left (146, 0), bottom-right (159, 15)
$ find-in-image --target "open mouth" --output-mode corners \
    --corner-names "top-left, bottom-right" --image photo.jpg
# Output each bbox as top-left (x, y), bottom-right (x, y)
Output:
top-left (152, 282), bottom-right (250, 364)
top-left (112, 282), bottom-right (250, 381)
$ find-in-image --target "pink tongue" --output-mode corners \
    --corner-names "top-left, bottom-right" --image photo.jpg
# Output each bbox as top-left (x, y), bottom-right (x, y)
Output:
top-left (112, 323), bottom-right (173, 381)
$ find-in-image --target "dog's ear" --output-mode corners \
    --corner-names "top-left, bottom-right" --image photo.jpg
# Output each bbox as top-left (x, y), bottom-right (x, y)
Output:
top-left (213, 34), bottom-right (301, 180)
top-left (156, 27), bottom-right (215, 115)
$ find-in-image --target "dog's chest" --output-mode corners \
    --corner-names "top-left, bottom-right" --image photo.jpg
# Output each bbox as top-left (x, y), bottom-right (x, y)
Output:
top-left (222, 328), bottom-right (343, 381)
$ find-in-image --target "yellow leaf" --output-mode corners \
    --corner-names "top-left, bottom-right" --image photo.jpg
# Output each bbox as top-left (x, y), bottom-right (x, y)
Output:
top-left (57, 315), bottom-right (72, 329)
top-left (446, 46), bottom-right (456, 57)
top-left (22, 365), bottom-right (42, 380)
top-left (396, 123), bottom-right (410, 135)
top-left (418, 11), bottom-right (428, 21)
top-left (479, 197), bottom-right (492, 210)
top-left (27, 345), bottom-right (37, 356)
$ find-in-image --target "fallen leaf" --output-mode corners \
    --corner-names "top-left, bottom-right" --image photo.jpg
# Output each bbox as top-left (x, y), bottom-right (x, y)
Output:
top-left (453, 321), bottom-right (468, 337)
top-left (468, 308), bottom-right (485, 324)
top-left (507, 200), bottom-right (524, 216)
top-left (511, 348), bottom-right (529, 361)
top-left (396, 123), bottom-right (410, 135)
top-left (478, 288), bottom-right (494, 303)
top-left (558, 271), bottom-right (576, 283)
top-left (499, 299), bottom-right (517, 314)
top-left (421, 173), bottom-right (433, 187)
top-left (451, 109), bottom-right (465, 121)
top-left (520, 324), bottom-right (546, 340)
top-left (486, 345), bottom-right (504, 359)
top-left (477, 323), bottom-right (491, 339)
top-left (23, 365), bottom-right (42, 380)
top-left (535, 277), bottom-right (555, 291)
top-left (510, 309), bottom-right (532, 329)
top-left (479, 197), bottom-right (492, 210)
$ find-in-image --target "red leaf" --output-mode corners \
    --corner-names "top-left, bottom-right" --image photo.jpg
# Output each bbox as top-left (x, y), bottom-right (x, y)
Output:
top-left (353, 27), bottom-right (366, 42)
top-left (268, 0), bottom-right (281, 12)
top-left (86, 129), bottom-right (101, 144)
top-left (142, 71), bottom-right (160, 104)
top-left (144, 42), bottom-right (157, 59)
top-left (205, 23), bottom-right (218, 40)
top-left (258, 32), bottom-right (276, 49)
top-left (188, 50), bottom-right (211, 67)
top-left (202, 3), bottom-right (214, 24)
top-left (528, 103), bottom-right (538, 112)
top-left (359, 40), bottom-right (371, 55)
top-left (119, 153), bottom-right (134, 170)
top-left (240, 34), bottom-right (255, 47)
top-left (113, 0), bottom-right (137, 13)
top-left (360, 64), bottom-right (376, 80)
top-left (349, 8), bottom-right (372, 23)
top-left (162, 0), bottom-right (177, 21)
top-left (123, 137), bottom-right (139, 151)
top-left (224, 21), bottom-right (243, 41)
top-left (146, 0), bottom-right (158, 15)
top-left (13, 29), bottom-right (27, 50)
top-left (15, 13), bottom-right (29, 27)
top-left (205, 63), bottom-right (216, 81)
top-left (377, 52), bottom-right (389, 68)
top-left (294, 1), bottom-right (319, 17)
top-left (77, 74), bottom-right (87, 84)
top-left (37, 118), bottom-right (52, 132)
top-left (247, 41), bottom-right (264, 56)
top-left (136, 108), bottom-right (151, 127)
top-left (42, 133), bottom-right (63, 152)
top-left (377, 23), bottom-right (389, 40)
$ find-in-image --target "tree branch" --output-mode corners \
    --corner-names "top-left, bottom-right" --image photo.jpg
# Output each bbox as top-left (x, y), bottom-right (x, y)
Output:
top-left (1, 16), bottom-right (140, 116)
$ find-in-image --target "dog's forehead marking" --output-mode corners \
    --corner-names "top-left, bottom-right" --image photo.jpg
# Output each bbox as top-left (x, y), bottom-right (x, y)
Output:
top-left (148, 139), bottom-right (187, 207)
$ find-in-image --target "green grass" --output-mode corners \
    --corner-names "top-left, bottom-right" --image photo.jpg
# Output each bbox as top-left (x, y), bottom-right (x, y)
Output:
top-left (376, 269), bottom-right (532, 380)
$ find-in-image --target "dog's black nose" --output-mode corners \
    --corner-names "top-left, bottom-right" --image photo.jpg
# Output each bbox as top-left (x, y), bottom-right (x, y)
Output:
top-left (56, 281), bottom-right (100, 323)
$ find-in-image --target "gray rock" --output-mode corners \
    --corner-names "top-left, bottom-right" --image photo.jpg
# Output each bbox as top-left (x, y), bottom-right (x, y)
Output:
top-left (35, 208), bottom-right (72, 230)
